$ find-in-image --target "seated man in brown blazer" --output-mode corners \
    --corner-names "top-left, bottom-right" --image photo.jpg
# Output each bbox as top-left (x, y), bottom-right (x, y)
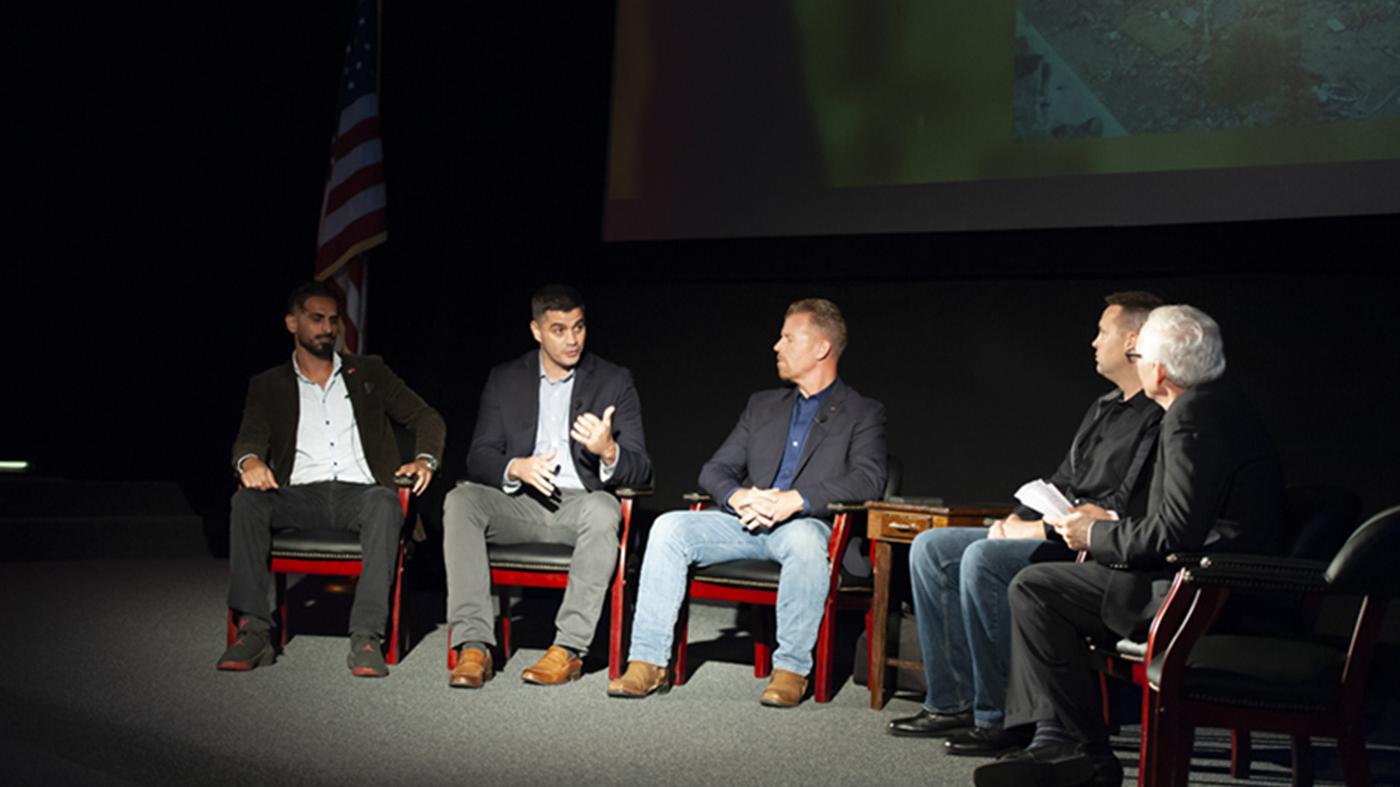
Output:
top-left (218, 281), bottom-right (445, 678)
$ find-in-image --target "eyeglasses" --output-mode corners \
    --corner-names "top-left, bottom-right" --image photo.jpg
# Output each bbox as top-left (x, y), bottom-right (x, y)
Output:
top-left (1125, 351), bottom-right (1143, 364)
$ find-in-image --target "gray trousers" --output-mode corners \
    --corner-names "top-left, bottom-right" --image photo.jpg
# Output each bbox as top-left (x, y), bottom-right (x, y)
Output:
top-left (442, 482), bottom-right (621, 654)
top-left (227, 482), bottom-right (402, 637)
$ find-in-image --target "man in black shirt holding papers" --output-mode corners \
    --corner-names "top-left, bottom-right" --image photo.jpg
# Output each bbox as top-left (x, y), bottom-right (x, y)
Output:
top-left (888, 293), bottom-right (1163, 756)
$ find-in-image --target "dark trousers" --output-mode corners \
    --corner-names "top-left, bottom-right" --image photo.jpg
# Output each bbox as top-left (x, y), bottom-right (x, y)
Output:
top-left (1003, 561), bottom-right (1119, 743)
top-left (227, 482), bottom-right (402, 637)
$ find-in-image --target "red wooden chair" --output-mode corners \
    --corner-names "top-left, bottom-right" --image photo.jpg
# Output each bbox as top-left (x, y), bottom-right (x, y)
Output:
top-left (226, 482), bottom-right (414, 664)
top-left (446, 487), bottom-right (649, 680)
top-left (1139, 504), bottom-right (1400, 787)
top-left (1088, 484), bottom-right (1361, 783)
top-left (670, 496), bottom-right (874, 703)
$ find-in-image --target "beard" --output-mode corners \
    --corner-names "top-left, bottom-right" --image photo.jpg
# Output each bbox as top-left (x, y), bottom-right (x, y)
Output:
top-left (300, 334), bottom-right (336, 359)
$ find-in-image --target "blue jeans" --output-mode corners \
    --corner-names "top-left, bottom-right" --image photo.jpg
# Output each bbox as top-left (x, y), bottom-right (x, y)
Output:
top-left (909, 528), bottom-right (1073, 729)
top-left (627, 509), bottom-right (832, 675)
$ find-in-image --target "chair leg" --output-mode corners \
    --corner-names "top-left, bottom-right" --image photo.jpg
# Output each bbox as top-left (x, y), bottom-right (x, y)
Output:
top-left (226, 610), bottom-right (237, 645)
top-left (813, 602), bottom-right (837, 703)
top-left (1337, 732), bottom-right (1372, 787)
top-left (1138, 687), bottom-right (1157, 787)
top-left (1170, 724), bottom-right (1194, 787)
top-left (446, 626), bottom-right (456, 670)
top-left (752, 605), bottom-right (773, 679)
top-left (1290, 735), bottom-right (1314, 787)
top-left (386, 542), bottom-right (406, 665)
top-left (673, 600), bottom-right (690, 686)
top-left (275, 573), bottom-right (289, 652)
top-left (608, 571), bottom-right (625, 680)
top-left (497, 588), bottom-right (513, 664)
top-left (1230, 729), bottom-right (1252, 780)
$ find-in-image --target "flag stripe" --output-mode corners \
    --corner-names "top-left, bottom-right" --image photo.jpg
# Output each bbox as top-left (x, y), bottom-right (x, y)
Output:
top-left (319, 184), bottom-right (386, 247)
top-left (331, 116), bottom-right (382, 163)
top-left (325, 162), bottom-right (386, 218)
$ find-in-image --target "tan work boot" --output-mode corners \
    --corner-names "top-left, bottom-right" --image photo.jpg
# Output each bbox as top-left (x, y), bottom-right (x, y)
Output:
top-left (448, 647), bottom-right (493, 688)
top-left (521, 645), bottom-right (583, 685)
top-left (607, 660), bottom-right (669, 698)
top-left (760, 668), bottom-right (808, 707)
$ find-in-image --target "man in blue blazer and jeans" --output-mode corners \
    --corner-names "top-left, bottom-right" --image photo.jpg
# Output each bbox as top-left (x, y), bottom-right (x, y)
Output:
top-left (609, 298), bottom-right (887, 707)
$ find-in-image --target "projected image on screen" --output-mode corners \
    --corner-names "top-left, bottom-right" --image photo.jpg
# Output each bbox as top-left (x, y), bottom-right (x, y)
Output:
top-left (605, 0), bottom-right (1400, 240)
top-left (1015, 1), bottom-right (1400, 140)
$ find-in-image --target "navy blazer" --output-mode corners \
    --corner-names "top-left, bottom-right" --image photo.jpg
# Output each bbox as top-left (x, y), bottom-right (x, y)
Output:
top-left (465, 350), bottom-right (652, 491)
top-left (699, 378), bottom-right (887, 518)
top-left (1088, 378), bottom-right (1285, 636)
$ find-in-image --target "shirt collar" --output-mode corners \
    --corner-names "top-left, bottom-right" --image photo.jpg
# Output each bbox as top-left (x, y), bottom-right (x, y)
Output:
top-left (798, 379), bottom-right (836, 404)
top-left (292, 351), bottom-right (342, 384)
top-left (538, 356), bottom-right (576, 385)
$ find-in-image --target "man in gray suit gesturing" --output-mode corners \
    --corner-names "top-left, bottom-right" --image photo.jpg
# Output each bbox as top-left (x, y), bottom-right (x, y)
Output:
top-left (608, 298), bottom-right (887, 707)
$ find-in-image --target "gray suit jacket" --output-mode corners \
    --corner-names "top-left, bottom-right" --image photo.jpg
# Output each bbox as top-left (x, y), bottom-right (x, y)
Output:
top-left (1088, 378), bottom-right (1285, 637)
top-left (699, 379), bottom-right (887, 518)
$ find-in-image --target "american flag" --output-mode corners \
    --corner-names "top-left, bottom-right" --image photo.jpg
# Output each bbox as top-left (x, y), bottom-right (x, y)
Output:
top-left (315, 0), bottom-right (385, 353)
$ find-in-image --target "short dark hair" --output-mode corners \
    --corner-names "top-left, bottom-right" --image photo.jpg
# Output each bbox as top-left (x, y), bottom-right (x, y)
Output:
top-left (287, 280), bottom-right (340, 314)
top-left (531, 284), bottom-right (585, 322)
top-left (1105, 290), bottom-right (1164, 332)
top-left (786, 297), bottom-right (848, 357)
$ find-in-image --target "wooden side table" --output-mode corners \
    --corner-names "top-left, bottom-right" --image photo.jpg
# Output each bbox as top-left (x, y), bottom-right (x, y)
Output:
top-left (865, 500), bottom-right (1011, 710)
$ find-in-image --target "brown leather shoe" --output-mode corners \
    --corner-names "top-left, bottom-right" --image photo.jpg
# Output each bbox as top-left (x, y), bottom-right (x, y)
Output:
top-left (448, 647), bottom-right (493, 688)
top-left (521, 645), bottom-right (584, 685)
top-left (760, 669), bottom-right (808, 707)
top-left (607, 660), bottom-right (669, 698)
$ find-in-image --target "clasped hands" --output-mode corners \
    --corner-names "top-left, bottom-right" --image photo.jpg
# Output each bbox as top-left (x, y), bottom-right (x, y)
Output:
top-left (727, 487), bottom-right (805, 531)
top-left (1044, 502), bottom-right (1116, 551)
top-left (508, 405), bottom-right (618, 496)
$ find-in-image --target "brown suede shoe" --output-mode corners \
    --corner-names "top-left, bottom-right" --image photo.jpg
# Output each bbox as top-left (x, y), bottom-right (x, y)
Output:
top-left (521, 645), bottom-right (584, 685)
top-left (448, 647), bottom-right (493, 689)
top-left (606, 660), bottom-right (669, 698)
top-left (760, 669), bottom-right (808, 708)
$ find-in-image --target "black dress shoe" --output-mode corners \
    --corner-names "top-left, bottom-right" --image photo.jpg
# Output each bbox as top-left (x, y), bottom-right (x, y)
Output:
top-left (886, 709), bottom-right (974, 738)
top-left (945, 726), bottom-right (1035, 757)
top-left (972, 741), bottom-right (1096, 787)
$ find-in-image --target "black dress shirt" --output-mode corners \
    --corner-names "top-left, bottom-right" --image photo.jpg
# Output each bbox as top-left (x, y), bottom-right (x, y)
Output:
top-left (1012, 388), bottom-right (1164, 533)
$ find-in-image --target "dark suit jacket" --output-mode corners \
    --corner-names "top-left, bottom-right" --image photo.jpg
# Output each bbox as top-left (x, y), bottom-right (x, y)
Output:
top-left (465, 351), bottom-right (652, 490)
top-left (699, 378), bottom-right (887, 518)
top-left (1088, 378), bottom-right (1284, 637)
top-left (230, 353), bottom-right (446, 488)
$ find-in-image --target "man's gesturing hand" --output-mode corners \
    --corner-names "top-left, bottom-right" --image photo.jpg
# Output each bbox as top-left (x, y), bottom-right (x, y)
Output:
top-left (571, 405), bottom-right (618, 465)
top-left (508, 448), bottom-right (559, 496)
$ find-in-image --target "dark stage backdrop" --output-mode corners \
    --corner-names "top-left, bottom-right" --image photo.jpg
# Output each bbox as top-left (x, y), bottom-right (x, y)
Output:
top-left (6, 5), bottom-right (1398, 554)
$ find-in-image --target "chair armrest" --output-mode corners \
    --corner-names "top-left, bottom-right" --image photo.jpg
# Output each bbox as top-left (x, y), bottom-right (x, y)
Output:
top-left (1184, 555), bottom-right (1330, 593)
top-left (827, 501), bottom-right (869, 513)
top-left (615, 486), bottom-right (653, 499)
top-left (682, 491), bottom-right (712, 504)
top-left (1165, 552), bottom-right (1205, 566)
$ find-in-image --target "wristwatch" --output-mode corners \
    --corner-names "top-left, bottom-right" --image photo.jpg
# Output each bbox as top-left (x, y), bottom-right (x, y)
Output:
top-left (416, 454), bottom-right (440, 472)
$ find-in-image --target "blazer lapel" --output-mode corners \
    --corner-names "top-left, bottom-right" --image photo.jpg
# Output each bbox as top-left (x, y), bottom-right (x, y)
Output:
top-left (752, 388), bottom-right (794, 486)
top-left (793, 381), bottom-right (844, 479)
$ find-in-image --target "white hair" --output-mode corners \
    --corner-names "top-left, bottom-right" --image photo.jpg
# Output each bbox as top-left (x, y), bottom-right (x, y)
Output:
top-left (1137, 305), bottom-right (1226, 388)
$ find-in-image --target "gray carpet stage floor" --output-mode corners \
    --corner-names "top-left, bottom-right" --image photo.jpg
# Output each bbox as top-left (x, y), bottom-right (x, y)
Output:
top-left (2, 556), bottom-right (1395, 786)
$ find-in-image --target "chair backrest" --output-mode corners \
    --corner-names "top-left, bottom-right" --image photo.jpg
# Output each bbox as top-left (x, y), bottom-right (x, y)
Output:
top-left (1325, 505), bottom-right (1400, 594)
top-left (882, 455), bottom-right (903, 501)
top-left (1282, 484), bottom-right (1361, 561)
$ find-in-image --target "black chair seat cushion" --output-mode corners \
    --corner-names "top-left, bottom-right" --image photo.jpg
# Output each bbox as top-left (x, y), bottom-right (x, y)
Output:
top-left (488, 542), bottom-right (574, 571)
top-left (693, 559), bottom-right (871, 593)
top-left (270, 529), bottom-right (364, 560)
top-left (1147, 634), bottom-right (1345, 712)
